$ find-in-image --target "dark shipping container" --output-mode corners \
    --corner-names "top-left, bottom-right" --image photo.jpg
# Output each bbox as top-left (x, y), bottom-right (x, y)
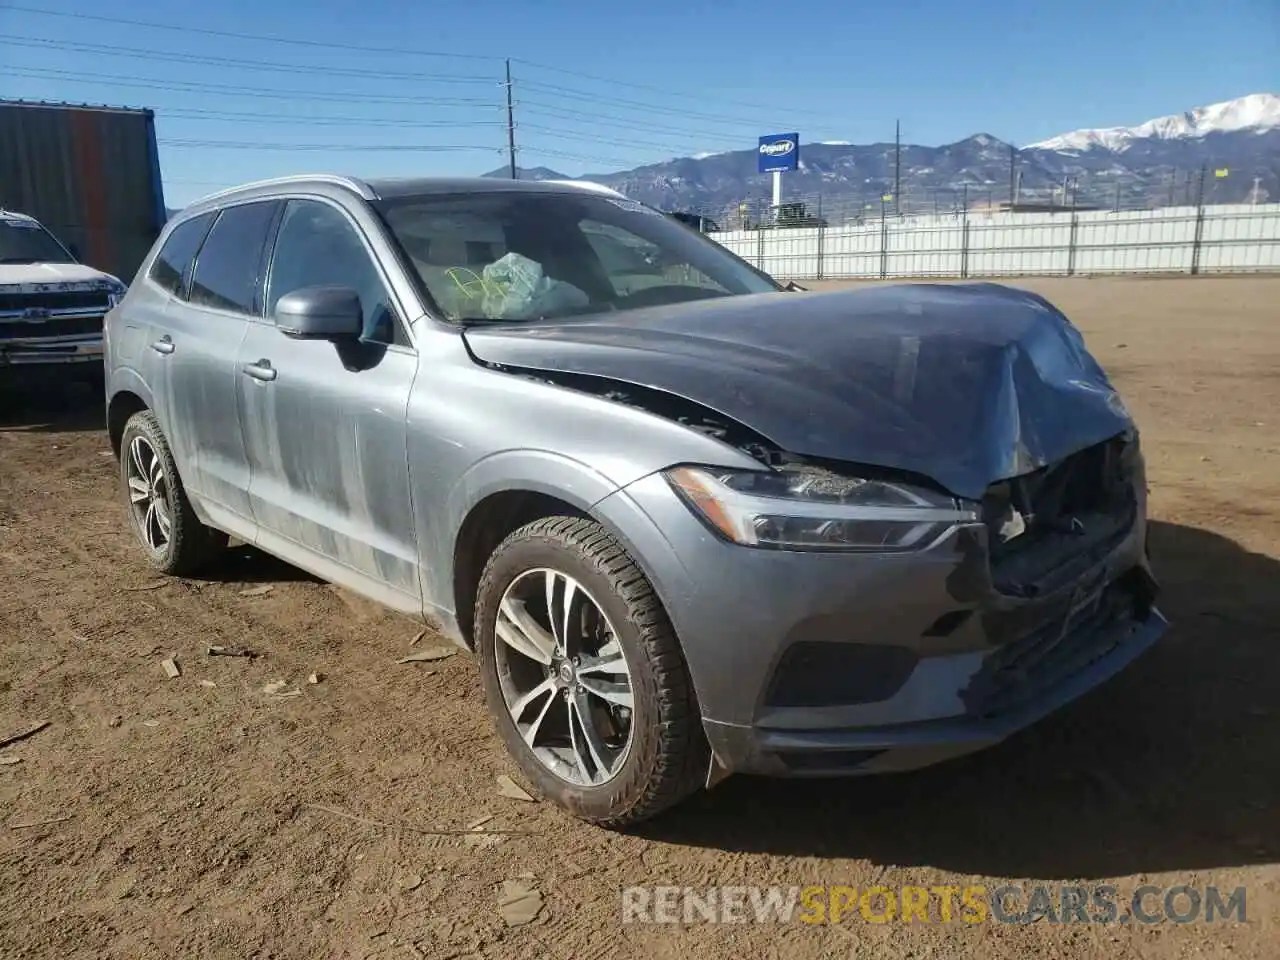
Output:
top-left (0, 99), bottom-right (166, 284)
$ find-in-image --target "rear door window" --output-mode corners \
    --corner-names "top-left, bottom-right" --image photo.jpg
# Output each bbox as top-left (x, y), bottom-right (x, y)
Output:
top-left (148, 212), bottom-right (215, 297)
top-left (188, 201), bottom-right (281, 315)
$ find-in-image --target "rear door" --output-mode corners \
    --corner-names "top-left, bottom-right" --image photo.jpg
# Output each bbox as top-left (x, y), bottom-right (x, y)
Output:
top-left (162, 199), bottom-right (281, 526)
top-left (237, 197), bottom-right (420, 611)
top-left (138, 211), bottom-right (215, 441)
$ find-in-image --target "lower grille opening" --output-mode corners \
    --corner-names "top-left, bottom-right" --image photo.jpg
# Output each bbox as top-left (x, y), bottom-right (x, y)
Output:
top-left (777, 749), bottom-right (886, 772)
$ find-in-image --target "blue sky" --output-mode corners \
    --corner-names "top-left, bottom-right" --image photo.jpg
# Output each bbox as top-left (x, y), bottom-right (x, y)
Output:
top-left (1, 0), bottom-right (1276, 206)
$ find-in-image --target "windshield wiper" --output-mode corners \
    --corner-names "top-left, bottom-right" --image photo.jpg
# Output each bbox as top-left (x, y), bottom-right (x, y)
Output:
top-left (0, 257), bottom-right (41, 264)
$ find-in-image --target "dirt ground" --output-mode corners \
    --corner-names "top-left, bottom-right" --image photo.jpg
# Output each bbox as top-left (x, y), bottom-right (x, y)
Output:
top-left (1, 276), bottom-right (1277, 959)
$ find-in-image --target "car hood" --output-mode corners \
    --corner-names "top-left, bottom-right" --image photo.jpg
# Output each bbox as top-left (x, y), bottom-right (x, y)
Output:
top-left (462, 283), bottom-right (1134, 500)
top-left (0, 262), bottom-right (117, 288)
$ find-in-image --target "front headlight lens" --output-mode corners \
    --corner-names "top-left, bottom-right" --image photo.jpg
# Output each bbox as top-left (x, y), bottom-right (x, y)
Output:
top-left (101, 276), bottom-right (127, 307)
top-left (665, 464), bottom-right (978, 553)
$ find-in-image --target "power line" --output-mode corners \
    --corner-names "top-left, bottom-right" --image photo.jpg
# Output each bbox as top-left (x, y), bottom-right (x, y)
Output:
top-left (0, 34), bottom-right (502, 83)
top-left (0, 3), bottom-right (503, 61)
top-left (154, 107), bottom-right (504, 128)
top-left (520, 101), bottom-right (751, 144)
top-left (517, 123), bottom-right (711, 157)
top-left (159, 138), bottom-right (498, 152)
top-left (518, 79), bottom-right (791, 127)
top-left (2, 4), bottom-right (832, 123)
top-left (514, 145), bottom-right (636, 169)
top-left (511, 57), bottom-right (834, 119)
top-left (0, 66), bottom-right (497, 106)
top-left (160, 108), bottom-right (501, 129)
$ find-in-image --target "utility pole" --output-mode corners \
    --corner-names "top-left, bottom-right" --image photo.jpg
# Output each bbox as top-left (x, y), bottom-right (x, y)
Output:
top-left (894, 120), bottom-right (901, 217)
top-left (1251, 176), bottom-right (1263, 204)
top-left (505, 59), bottom-right (517, 179)
top-left (1009, 144), bottom-right (1017, 209)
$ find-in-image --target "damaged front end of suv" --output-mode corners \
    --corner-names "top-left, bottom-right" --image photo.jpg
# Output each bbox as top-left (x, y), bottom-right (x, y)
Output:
top-left (462, 280), bottom-right (1167, 784)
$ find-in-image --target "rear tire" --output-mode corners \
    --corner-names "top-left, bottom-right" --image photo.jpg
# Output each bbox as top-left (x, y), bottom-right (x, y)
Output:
top-left (119, 410), bottom-right (227, 576)
top-left (474, 516), bottom-right (708, 827)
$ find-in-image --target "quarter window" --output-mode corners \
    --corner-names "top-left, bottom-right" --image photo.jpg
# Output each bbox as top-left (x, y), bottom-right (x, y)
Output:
top-left (188, 201), bottom-right (280, 315)
top-left (266, 199), bottom-right (403, 346)
top-left (148, 212), bottom-right (215, 297)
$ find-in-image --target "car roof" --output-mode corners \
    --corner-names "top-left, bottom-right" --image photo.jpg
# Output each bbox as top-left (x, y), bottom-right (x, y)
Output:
top-left (183, 174), bottom-right (627, 214)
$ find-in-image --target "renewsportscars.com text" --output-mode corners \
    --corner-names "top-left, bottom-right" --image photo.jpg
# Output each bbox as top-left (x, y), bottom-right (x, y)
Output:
top-left (620, 884), bottom-right (1248, 925)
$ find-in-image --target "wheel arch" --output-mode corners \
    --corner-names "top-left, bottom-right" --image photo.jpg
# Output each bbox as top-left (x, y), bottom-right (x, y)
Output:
top-left (107, 388), bottom-right (151, 458)
top-left (445, 453), bottom-right (686, 655)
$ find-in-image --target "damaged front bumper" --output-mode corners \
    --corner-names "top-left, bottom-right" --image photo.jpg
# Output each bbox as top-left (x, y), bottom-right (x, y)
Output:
top-left (703, 602), bottom-right (1167, 780)
top-left (593, 440), bottom-right (1168, 783)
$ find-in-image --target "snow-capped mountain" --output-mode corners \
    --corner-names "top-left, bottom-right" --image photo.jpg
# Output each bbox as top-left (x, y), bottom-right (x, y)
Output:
top-left (485, 93), bottom-right (1279, 216)
top-left (1028, 93), bottom-right (1280, 153)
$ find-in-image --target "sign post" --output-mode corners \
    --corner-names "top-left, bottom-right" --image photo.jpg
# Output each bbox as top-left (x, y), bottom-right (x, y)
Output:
top-left (758, 133), bottom-right (800, 219)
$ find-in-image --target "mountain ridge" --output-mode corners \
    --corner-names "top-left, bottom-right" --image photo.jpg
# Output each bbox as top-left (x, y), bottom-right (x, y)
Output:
top-left (485, 93), bottom-right (1279, 217)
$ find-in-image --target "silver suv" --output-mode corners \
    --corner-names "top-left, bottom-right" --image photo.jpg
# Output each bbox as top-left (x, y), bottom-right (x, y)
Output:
top-left (105, 175), bottom-right (1167, 826)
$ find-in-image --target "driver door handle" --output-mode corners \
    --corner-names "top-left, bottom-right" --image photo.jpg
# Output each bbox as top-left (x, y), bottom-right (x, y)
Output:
top-left (149, 335), bottom-right (175, 355)
top-left (241, 358), bottom-right (277, 382)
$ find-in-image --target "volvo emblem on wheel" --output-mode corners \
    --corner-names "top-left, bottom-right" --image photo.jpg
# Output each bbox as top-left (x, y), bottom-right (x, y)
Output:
top-left (758, 133), bottom-right (800, 173)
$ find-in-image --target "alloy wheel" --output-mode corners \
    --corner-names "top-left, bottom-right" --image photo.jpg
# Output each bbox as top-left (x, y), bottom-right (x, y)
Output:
top-left (126, 434), bottom-right (172, 553)
top-left (494, 567), bottom-right (634, 786)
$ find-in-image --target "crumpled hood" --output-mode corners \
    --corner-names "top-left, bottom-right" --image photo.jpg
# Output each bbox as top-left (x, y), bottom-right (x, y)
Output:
top-left (0, 262), bottom-right (119, 288)
top-left (462, 283), bottom-right (1134, 500)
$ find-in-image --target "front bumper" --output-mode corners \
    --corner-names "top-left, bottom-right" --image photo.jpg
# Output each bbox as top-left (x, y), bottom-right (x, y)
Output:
top-left (704, 606), bottom-right (1167, 776)
top-left (593, 469), bottom-right (1167, 779)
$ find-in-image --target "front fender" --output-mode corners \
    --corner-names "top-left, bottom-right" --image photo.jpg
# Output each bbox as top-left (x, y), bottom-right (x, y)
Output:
top-left (422, 448), bottom-right (627, 617)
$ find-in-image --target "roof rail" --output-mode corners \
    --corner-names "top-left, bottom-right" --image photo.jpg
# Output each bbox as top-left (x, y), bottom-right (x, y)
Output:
top-left (189, 173), bottom-right (377, 207)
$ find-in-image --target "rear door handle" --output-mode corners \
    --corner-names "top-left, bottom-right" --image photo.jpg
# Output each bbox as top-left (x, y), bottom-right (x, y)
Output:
top-left (241, 359), bottom-right (277, 382)
top-left (150, 335), bottom-right (175, 355)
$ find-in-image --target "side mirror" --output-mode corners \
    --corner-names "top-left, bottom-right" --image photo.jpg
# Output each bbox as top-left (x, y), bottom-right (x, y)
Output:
top-left (274, 286), bottom-right (363, 339)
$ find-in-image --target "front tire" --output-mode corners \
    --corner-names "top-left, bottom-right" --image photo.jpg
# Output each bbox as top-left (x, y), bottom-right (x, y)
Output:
top-left (474, 516), bottom-right (708, 827)
top-left (119, 410), bottom-right (227, 575)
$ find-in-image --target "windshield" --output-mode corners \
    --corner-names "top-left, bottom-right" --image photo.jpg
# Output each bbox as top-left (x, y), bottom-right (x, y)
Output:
top-left (0, 218), bottom-right (75, 265)
top-left (374, 191), bottom-right (778, 322)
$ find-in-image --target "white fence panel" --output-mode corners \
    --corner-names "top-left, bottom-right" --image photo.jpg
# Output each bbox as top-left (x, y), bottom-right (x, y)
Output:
top-left (967, 214), bottom-right (1073, 276)
top-left (886, 222), bottom-right (966, 277)
top-left (1197, 206), bottom-right (1280, 272)
top-left (706, 203), bottom-right (1280, 280)
top-left (759, 227), bottom-right (821, 278)
top-left (821, 223), bottom-right (882, 278)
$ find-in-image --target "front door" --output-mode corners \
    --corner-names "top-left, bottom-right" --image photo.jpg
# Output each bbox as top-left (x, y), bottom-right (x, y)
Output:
top-left (162, 200), bottom-right (280, 527)
top-left (236, 198), bottom-right (420, 612)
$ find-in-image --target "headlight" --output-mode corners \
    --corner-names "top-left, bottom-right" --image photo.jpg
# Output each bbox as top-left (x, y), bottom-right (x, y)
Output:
top-left (102, 277), bottom-right (127, 307)
top-left (664, 464), bottom-right (978, 553)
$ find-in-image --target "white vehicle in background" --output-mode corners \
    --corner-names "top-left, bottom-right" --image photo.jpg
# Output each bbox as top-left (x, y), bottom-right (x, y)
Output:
top-left (0, 209), bottom-right (127, 387)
